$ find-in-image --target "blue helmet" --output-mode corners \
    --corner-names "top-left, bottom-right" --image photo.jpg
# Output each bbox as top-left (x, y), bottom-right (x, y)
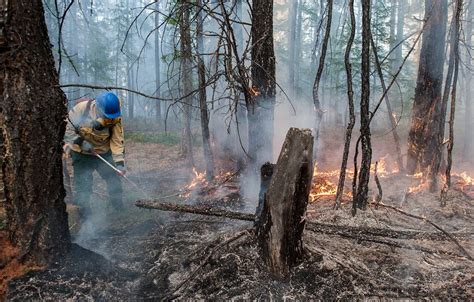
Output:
top-left (96, 92), bottom-right (121, 119)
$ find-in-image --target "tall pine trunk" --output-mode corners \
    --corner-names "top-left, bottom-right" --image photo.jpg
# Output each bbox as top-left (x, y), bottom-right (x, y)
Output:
top-left (180, 0), bottom-right (194, 168)
top-left (406, 0), bottom-right (448, 174)
top-left (463, 2), bottom-right (473, 158)
top-left (126, 0), bottom-right (135, 120)
top-left (154, 2), bottom-right (162, 123)
top-left (335, 0), bottom-right (356, 208)
top-left (0, 0), bottom-right (71, 264)
top-left (288, 0), bottom-right (299, 97)
top-left (353, 0), bottom-right (373, 213)
top-left (294, 0), bottom-right (303, 99)
top-left (248, 0), bottom-right (276, 167)
top-left (196, 0), bottom-right (214, 180)
top-left (312, 0), bottom-right (332, 160)
top-left (394, 0), bottom-right (405, 69)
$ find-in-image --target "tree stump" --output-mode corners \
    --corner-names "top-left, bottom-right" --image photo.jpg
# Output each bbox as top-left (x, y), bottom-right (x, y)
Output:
top-left (256, 128), bottom-right (314, 278)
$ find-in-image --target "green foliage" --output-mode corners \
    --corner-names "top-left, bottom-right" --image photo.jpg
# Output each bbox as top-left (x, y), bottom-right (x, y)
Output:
top-left (126, 131), bottom-right (181, 145)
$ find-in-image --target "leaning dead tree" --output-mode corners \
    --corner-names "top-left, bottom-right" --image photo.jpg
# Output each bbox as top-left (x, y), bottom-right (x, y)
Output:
top-left (370, 35), bottom-right (404, 172)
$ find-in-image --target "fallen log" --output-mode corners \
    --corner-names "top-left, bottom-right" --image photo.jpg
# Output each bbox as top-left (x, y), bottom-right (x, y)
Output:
top-left (135, 200), bottom-right (473, 241)
top-left (135, 200), bottom-right (255, 221)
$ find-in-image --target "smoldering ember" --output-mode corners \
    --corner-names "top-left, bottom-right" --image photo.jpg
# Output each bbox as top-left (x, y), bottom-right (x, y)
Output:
top-left (0, 0), bottom-right (473, 300)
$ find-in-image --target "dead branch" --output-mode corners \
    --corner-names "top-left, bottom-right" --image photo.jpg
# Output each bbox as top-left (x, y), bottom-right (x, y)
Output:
top-left (166, 229), bottom-right (251, 299)
top-left (306, 223), bottom-right (462, 257)
top-left (370, 35), bottom-right (404, 171)
top-left (371, 202), bottom-right (473, 261)
top-left (306, 221), bottom-right (472, 241)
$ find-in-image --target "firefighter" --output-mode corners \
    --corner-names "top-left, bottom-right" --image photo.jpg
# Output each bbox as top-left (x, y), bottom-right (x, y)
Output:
top-left (64, 92), bottom-right (126, 214)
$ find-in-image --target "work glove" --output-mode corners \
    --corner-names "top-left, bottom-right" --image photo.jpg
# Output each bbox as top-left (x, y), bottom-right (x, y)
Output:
top-left (82, 141), bottom-right (94, 153)
top-left (115, 161), bottom-right (126, 176)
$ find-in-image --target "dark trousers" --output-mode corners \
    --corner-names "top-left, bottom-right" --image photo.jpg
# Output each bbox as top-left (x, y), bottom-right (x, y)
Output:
top-left (71, 151), bottom-right (123, 210)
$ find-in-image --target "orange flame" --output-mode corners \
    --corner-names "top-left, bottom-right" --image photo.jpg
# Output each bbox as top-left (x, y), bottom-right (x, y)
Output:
top-left (309, 155), bottom-right (400, 202)
top-left (187, 168), bottom-right (207, 190)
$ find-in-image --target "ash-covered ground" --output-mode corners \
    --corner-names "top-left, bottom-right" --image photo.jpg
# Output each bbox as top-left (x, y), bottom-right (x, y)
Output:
top-left (6, 139), bottom-right (474, 300)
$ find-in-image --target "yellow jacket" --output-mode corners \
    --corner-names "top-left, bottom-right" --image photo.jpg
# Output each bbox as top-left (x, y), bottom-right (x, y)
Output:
top-left (65, 100), bottom-right (125, 163)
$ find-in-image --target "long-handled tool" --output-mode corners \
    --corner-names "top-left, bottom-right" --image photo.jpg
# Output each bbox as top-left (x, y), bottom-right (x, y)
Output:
top-left (93, 152), bottom-right (150, 198)
top-left (66, 116), bottom-right (149, 198)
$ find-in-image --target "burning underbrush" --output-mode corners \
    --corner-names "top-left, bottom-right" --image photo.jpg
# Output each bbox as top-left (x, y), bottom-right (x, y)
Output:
top-left (308, 154), bottom-right (474, 204)
top-left (179, 168), bottom-right (241, 205)
top-left (5, 143), bottom-right (474, 300)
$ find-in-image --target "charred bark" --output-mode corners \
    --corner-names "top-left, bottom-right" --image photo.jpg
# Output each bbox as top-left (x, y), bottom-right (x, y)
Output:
top-left (179, 0), bottom-right (194, 168)
top-left (249, 0), bottom-right (276, 167)
top-left (294, 0), bottom-right (303, 99)
top-left (406, 0), bottom-right (448, 174)
top-left (196, 0), bottom-right (214, 180)
top-left (335, 0), bottom-right (356, 208)
top-left (427, 0), bottom-right (459, 192)
top-left (353, 0), bottom-right (373, 213)
top-left (0, 0), bottom-right (71, 264)
top-left (312, 0), bottom-right (332, 161)
top-left (154, 2), bottom-right (162, 123)
top-left (441, 0), bottom-right (462, 202)
top-left (463, 2), bottom-right (473, 158)
top-left (288, 0), bottom-right (299, 97)
top-left (255, 162), bottom-right (274, 225)
top-left (394, 0), bottom-right (405, 69)
top-left (256, 128), bottom-right (314, 278)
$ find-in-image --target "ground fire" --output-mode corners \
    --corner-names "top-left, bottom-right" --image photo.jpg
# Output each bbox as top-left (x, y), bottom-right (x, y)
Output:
top-left (1, 0), bottom-right (474, 300)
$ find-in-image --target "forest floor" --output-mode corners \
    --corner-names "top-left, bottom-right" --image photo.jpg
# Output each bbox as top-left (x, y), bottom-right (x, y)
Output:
top-left (3, 130), bottom-right (474, 300)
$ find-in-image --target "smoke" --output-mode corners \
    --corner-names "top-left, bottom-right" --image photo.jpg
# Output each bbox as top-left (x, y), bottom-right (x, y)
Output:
top-left (74, 203), bottom-right (110, 259)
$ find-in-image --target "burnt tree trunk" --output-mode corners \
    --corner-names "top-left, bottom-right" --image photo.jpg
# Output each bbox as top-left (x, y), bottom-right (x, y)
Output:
top-left (312, 0), bottom-right (332, 161)
top-left (353, 0), bottom-right (373, 213)
top-left (441, 0), bottom-right (462, 201)
top-left (196, 0), bottom-right (214, 180)
top-left (256, 128), bottom-right (314, 278)
top-left (179, 0), bottom-right (194, 168)
top-left (406, 0), bottom-right (448, 174)
top-left (154, 2), bottom-right (162, 123)
top-left (249, 0), bottom-right (276, 167)
top-left (427, 0), bottom-right (460, 191)
top-left (0, 0), bottom-right (71, 264)
top-left (294, 0), bottom-right (303, 99)
top-left (463, 1), bottom-right (473, 158)
top-left (288, 0), bottom-right (299, 97)
top-left (335, 0), bottom-right (356, 208)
